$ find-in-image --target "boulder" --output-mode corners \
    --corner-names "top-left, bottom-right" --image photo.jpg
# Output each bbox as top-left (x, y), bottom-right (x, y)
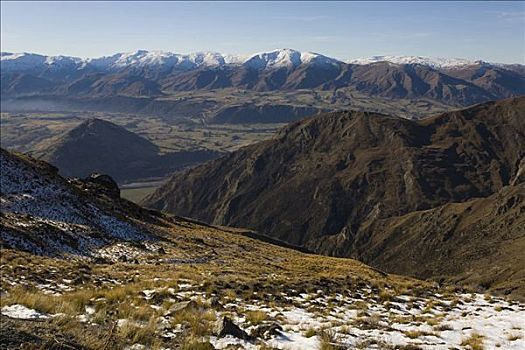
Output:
top-left (215, 316), bottom-right (252, 340)
top-left (165, 300), bottom-right (199, 316)
top-left (85, 173), bottom-right (120, 198)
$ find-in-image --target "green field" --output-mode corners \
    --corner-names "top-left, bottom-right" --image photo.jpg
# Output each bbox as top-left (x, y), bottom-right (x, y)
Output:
top-left (120, 179), bottom-right (168, 203)
top-left (0, 111), bottom-right (284, 155)
top-left (0, 88), bottom-right (454, 155)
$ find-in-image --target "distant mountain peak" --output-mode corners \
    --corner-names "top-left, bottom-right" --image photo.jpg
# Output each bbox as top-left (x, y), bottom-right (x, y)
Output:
top-left (36, 118), bottom-right (161, 181)
top-left (243, 48), bottom-right (341, 69)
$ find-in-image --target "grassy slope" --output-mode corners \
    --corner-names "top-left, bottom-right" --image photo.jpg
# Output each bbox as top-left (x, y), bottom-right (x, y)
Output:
top-left (0, 214), bottom-right (435, 349)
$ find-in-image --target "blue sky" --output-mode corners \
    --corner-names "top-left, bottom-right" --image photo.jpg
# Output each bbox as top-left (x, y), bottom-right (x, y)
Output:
top-left (1, 1), bottom-right (524, 63)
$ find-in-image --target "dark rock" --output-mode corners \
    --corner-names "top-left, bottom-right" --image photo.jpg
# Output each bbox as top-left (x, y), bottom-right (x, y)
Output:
top-left (216, 317), bottom-right (252, 340)
top-left (86, 173), bottom-right (120, 198)
top-left (72, 275), bottom-right (90, 285)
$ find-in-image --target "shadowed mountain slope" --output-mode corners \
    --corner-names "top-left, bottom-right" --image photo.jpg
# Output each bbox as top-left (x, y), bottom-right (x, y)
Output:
top-left (143, 97), bottom-right (525, 295)
top-left (319, 183), bottom-right (525, 297)
top-left (34, 118), bottom-right (221, 182)
top-left (9, 148), bottom-right (522, 349)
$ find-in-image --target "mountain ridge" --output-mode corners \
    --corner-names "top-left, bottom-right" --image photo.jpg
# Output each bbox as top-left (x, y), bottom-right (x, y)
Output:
top-left (142, 96), bottom-right (525, 295)
top-left (3, 49), bottom-right (522, 71)
top-left (3, 49), bottom-right (523, 112)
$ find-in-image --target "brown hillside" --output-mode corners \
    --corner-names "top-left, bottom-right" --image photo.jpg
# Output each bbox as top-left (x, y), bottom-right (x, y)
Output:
top-left (143, 97), bottom-right (525, 294)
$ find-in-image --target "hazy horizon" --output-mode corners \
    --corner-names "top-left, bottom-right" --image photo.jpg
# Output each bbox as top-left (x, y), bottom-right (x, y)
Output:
top-left (1, 1), bottom-right (524, 64)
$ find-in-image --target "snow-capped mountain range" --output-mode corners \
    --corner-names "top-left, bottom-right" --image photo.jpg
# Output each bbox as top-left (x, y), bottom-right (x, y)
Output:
top-left (348, 55), bottom-right (490, 69)
top-left (1, 49), bottom-right (342, 72)
top-left (1, 48), bottom-right (512, 72)
top-left (2, 48), bottom-right (523, 109)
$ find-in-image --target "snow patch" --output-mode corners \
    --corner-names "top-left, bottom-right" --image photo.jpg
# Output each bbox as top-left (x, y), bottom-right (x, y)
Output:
top-left (1, 304), bottom-right (50, 320)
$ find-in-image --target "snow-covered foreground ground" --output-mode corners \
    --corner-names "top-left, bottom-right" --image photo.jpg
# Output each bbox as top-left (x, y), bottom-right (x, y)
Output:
top-left (6, 278), bottom-right (520, 350)
top-left (208, 291), bottom-right (525, 350)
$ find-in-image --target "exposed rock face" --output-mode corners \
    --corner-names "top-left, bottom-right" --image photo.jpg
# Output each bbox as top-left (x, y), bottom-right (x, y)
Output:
top-left (143, 97), bottom-right (525, 293)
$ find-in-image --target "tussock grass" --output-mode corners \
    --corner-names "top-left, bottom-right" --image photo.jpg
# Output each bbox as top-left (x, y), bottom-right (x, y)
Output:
top-left (0, 212), bottom-right (443, 350)
top-left (507, 333), bottom-right (522, 341)
top-left (92, 306), bottom-right (110, 325)
top-left (180, 339), bottom-right (215, 350)
top-left (118, 315), bottom-right (159, 346)
top-left (170, 304), bottom-right (216, 337)
top-left (461, 333), bottom-right (485, 350)
top-left (378, 289), bottom-right (394, 302)
top-left (434, 323), bottom-right (454, 331)
top-left (303, 327), bottom-right (317, 338)
top-left (404, 329), bottom-right (438, 339)
top-left (353, 314), bottom-right (384, 330)
top-left (1, 286), bottom-right (60, 314)
top-left (245, 310), bottom-right (268, 325)
top-left (319, 328), bottom-right (344, 350)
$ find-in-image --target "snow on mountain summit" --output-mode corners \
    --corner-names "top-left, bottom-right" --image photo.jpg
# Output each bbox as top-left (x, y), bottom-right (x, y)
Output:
top-left (1, 52), bottom-right (84, 71)
top-left (243, 48), bottom-right (341, 69)
top-left (1, 49), bottom-right (343, 72)
top-left (2, 50), bottom-right (512, 73)
top-left (348, 55), bottom-right (487, 68)
top-left (85, 50), bottom-right (247, 70)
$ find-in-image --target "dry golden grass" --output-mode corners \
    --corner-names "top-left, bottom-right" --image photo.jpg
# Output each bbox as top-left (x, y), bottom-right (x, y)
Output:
top-left (507, 333), bottom-right (522, 341)
top-left (378, 289), bottom-right (394, 302)
top-left (118, 315), bottom-right (159, 346)
top-left (303, 328), bottom-right (317, 338)
top-left (404, 329), bottom-right (438, 339)
top-left (245, 310), bottom-right (268, 325)
top-left (319, 328), bottom-right (344, 350)
top-left (461, 333), bottom-right (485, 350)
top-left (1, 286), bottom-right (60, 314)
top-left (0, 208), bottom-right (437, 350)
top-left (170, 305), bottom-right (216, 337)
